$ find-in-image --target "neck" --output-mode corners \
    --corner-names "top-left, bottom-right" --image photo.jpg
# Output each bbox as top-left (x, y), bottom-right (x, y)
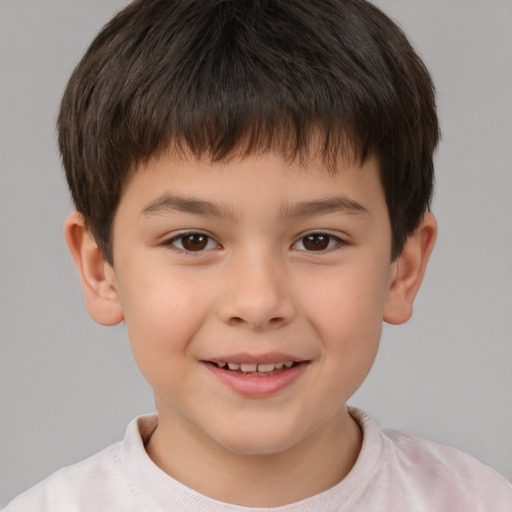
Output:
top-left (145, 407), bottom-right (362, 508)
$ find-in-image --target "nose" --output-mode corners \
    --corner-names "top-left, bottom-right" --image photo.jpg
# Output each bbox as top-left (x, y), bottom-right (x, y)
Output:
top-left (217, 249), bottom-right (296, 331)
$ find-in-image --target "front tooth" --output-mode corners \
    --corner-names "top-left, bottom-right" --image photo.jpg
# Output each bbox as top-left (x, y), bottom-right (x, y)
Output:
top-left (257, 363), bottom-right (276, 372)
top-left (284, 361), bottom-right (294, 368)
top-left (240, 363), bottom-right (258, 372)
top-left (228, 362), bottom-right (240, 370)
top-left (275, 362), bottom-right (284, 370)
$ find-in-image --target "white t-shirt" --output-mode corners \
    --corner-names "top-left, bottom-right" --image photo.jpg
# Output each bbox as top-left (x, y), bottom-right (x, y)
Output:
top-left (4, 408), bottom-right (512, 511)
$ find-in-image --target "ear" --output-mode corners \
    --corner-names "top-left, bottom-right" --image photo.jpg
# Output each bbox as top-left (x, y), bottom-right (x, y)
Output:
top-left (383, 213), bottom-right (437, 325)
top-left (64, 212), bottom-right (124, 326)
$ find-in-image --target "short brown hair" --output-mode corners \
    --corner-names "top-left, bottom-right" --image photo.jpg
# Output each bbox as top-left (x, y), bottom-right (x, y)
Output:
top-left (58, 0), bottom-right (439, 263)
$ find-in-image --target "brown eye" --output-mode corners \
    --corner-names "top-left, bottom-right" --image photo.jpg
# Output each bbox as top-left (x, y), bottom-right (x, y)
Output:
top-left (168, 232), bottom-right (218, 252)
top-left (181, 234), bottom-right (209, 251)
top-left (302, 234), bottom-right (331, 251)
top-left (292, 233), bottom-right (343, 252)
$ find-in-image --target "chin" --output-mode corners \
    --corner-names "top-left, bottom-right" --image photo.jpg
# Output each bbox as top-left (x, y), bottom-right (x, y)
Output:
top-left (222, 439), bottom-right (294, 457)
top-left (212, 424), bottom-right (306, 457)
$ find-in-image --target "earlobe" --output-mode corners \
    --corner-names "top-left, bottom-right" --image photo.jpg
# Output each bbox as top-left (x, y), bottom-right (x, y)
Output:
top-left (383, 213), bottom-right (437, 325)
top-left (64, 212), bottom-right (124, 326)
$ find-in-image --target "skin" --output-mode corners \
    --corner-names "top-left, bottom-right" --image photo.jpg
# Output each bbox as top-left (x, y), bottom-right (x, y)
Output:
top-left (65, 149), bottom-right (436, 507)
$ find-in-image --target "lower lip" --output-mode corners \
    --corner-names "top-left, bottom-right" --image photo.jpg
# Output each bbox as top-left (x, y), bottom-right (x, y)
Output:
top-left (203, 362), bottom-right (308, 398)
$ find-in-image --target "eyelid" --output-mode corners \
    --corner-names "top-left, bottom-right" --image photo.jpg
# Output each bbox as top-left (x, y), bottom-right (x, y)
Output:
top-left (291, 231), bottom-right (347, 252)
top-left (160, 230), bottom-right (347, 254)
top-left (163, 230), bottom-right (221, 253)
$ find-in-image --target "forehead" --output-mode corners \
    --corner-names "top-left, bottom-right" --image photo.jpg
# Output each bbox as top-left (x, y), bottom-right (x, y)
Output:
top-left (117, 149), bottom-right (387, 223)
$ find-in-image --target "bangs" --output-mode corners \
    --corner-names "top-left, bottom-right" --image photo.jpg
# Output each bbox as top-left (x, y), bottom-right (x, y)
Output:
top-left (103, 0), bottom-right (381, 171)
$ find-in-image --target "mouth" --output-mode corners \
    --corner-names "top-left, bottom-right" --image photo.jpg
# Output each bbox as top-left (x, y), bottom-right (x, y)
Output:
top-left (207, 360), bottom-right (300, 376)
top-left (203, 356), bottom-right (309, 397)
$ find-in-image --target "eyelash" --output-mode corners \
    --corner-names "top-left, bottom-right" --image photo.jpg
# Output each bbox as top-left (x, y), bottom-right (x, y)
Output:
top-left (291, 232), bottom-right (346, 252)
top-left (163, 232), bottom-right (220, 254)
top-left (163, 231), bottom-right (346, 254)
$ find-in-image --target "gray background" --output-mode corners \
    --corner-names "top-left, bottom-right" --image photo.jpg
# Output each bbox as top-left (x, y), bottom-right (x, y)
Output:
top-left (1, 0), bottom-right (511, 506)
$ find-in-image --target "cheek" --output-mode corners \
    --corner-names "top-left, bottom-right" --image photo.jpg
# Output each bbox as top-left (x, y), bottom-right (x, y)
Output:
top-left (304, 262), bottom-right (389, 382)
top-left (316, 294), bottom-right (382, 402)
top-left (118, 270), bottom-right (212, 373)
top-left (306, 263), bottom-right (389, 335)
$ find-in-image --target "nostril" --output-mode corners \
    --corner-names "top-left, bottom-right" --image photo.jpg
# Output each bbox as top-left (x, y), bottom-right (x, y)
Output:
top-left (227, 315), bottom-right (285, 329)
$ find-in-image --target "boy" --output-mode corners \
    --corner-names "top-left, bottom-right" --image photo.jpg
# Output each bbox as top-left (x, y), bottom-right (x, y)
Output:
top-left (5, 0), bottom-right (512, 510)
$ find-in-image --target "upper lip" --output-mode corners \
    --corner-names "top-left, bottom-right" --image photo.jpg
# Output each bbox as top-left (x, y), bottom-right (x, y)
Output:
top-left (204, 352), bottom-right (308, 364)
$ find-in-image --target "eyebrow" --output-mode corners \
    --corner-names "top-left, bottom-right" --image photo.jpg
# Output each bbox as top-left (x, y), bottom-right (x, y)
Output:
top-left (279, 197), bottom-right (369, 219)
top-left (140, 194), bottom-right (369, 221)
top-left (140, 194), bottom-right (238, 221)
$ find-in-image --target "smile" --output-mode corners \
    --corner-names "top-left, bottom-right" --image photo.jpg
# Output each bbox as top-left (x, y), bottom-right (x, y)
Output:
top-left (204, 358), bottom-right (308, 397)
top-left (212, 361), bottom-right (296, 375)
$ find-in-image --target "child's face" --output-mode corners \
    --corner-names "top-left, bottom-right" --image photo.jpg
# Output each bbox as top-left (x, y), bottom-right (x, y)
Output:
top-left (109, 149), bottom-right (397, 455)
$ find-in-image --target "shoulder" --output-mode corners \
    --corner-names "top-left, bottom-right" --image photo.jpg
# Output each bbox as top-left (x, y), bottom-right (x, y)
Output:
top-left (3, 415), bottom-right (158, 512)
top-left (384, 426), bottom-right (511, 488)
top-left (4, 442), bottom-right (125, 512)
top-left (350, 408), bottom-right (512, 511)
